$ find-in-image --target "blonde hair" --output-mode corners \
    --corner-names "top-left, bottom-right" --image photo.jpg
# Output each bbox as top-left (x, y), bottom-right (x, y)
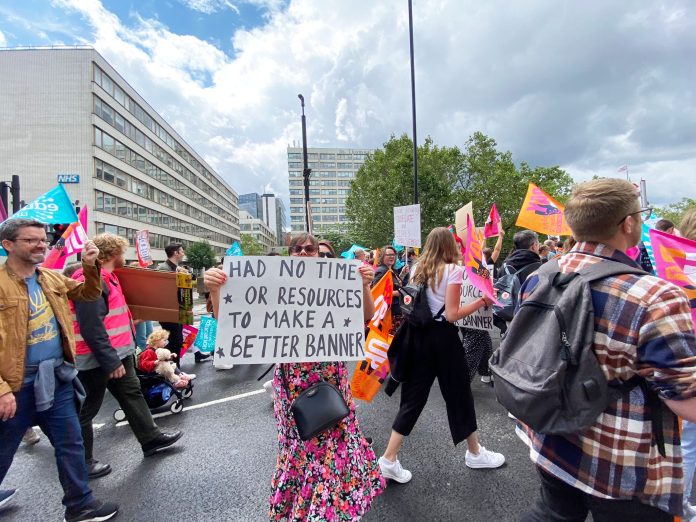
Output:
top-left (679, 209), bottom-right (696, 241)
top-left (564, 179), bottom-right (640, 241)
top-left (412, 227), bottom-right (461, 290)
top-left (146, 329), bottom-right (170, 347)
top-left (92, 233), bottom-right (129, 262)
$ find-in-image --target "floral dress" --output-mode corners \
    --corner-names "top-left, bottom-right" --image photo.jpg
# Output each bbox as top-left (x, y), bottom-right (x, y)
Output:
top-left (269, 361), bottom-right (385, 521)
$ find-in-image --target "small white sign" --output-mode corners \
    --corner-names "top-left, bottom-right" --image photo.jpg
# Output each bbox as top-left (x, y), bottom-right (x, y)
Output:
top-left (215, 256), bottom-right (366, 365)
top-left (393, 204), bottom-right (421, 248)
top-left (456, 269), bottom-right (494, 331)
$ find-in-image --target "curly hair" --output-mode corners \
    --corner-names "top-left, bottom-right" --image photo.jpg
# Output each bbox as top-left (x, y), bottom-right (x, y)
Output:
top-left (92, 233), bottom-right (129, 262)
top-left (146, 329), bottom-right (170, 347)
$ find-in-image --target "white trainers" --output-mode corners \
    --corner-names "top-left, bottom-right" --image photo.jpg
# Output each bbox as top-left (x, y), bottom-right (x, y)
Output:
top-left (262, 379), bottom-right (275, 399)
top-left (378, 456), bottom-right (412, 483)
top-left (22, 427), bottom-right (40, 445)
top-left (480, 375), bottom-right (492, 384)
top-left (465, 446), bottom-right (505, 469)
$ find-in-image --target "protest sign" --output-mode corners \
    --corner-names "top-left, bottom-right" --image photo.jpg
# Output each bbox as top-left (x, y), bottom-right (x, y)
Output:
top-left (215, 256), bottom-right (366, 365)
top-left (42, 206), bottom-right (89, 270)
top-left (180, 325), bottom-right (198, 358)
top-left (193, 316), bottom-right (218, 353)
top-left (515, 183), bottom-right (571, 236)
top-left (456, 269), bottom-right (494, 332)
top-left (465, 215), bottom-right (498, 303)
top-left (177, 272), bottom-right (194, 325)
top-left (650, 229), bottom-right (696, 325)
top-left (455, 202), bottom-right (474, 241)
top-left (114, 267), bottom-right (193, 324)
top-left (136, 230), bottom-right (153, 267)
top-left (393, 204), bottom-right (421, 248)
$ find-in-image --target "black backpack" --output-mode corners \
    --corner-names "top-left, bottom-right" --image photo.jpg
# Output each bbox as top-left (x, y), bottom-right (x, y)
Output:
top-left (489, 259), bottom-right (664, 452)
top-left (492, 264), bottom-right (521, 322)
top-left (398, 282), bottom-right (444, 327)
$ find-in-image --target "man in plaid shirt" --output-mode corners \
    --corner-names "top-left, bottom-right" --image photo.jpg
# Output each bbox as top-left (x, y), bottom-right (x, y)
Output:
top-left (517, 179), bottom-right (696, 521)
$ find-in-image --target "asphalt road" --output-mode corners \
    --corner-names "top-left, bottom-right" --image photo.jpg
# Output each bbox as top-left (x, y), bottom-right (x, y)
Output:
top-left (1, 348), bottom-right (543, 522)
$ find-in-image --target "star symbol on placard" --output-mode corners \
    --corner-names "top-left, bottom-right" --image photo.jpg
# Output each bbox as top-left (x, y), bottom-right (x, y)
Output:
top-left (344, 318), bottom-right (351, 327)
top-left (216, 347), bottom-right (225, 358)
top-left (223, 294), bottom-right (233, 304)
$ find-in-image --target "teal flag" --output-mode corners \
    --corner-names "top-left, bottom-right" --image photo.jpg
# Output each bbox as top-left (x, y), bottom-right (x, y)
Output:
top-left (225, 242), bottom-right (243, 256)
top-left (4, 184), bottom-right (78, 224)
top-left (340, 243), bottom-right (368, 259)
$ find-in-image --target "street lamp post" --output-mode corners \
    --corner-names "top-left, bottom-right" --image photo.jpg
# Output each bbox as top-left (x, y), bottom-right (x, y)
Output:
top-left (298, 94), bottom-right (312, 232)
top-left (408, 0), bottom-right (419, 205)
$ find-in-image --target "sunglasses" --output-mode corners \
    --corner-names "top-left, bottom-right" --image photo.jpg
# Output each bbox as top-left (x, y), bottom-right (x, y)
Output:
top-left (290, 244), bottom-right (318, 255)
top-left (319, 252), bottom-right (334, 258)
top-left (617, 207), bottom-right (653, 225)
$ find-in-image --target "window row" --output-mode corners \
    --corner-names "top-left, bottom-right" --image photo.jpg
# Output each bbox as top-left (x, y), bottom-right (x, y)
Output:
top-left (94, 190), bottom-right (235, 245)
top-left (94, 128), bottom-right (238, 225)
top-left (95, 159), bottom-right (236, 232)
top-left (93, 65), bottom-right (237, 206)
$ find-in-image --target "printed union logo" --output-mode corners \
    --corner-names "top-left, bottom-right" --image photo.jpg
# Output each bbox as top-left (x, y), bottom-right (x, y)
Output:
top-left (57, 174), bottom-right (80, 183)
top-left (502, 292), bottom-right (510, 300)
top-left (403, 295), bottom-right (412, 305)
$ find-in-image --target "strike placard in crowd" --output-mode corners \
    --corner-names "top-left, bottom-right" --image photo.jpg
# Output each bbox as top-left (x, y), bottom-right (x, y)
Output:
top-left (215, 256), bottom-right (366, 365)
top-left (456, 269), bottom-right (494, 332)
top-left (136, 229), bottom-right (153, 267)
top-left (393, 204), bottom-right (421, 248)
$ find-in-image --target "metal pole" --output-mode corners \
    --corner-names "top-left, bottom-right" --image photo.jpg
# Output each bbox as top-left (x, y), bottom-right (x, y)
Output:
top-left (298, 94), bottom-right (312, 232)
top-left (10, 175), bottom-right (20, 213)
top-left (408, 0), bottom-right (419, 205)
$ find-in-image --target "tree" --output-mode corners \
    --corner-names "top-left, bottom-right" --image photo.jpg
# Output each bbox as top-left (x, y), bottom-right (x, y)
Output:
top-left (186, 240), bottom-right (217, 270)
top-left (655, 197), bottom-right (696, 227)
top-left (239, 233), bottom-right (265, 255)
top-left (315, 227), bottom-right (361, 255)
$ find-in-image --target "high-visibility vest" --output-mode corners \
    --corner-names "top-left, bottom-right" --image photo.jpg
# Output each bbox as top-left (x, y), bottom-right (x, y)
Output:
top-left (71, 269), bottom-right (133, 356)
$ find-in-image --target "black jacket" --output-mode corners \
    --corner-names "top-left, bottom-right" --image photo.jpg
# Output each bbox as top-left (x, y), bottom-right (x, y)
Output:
top-left (502, 249), bottom-right (542, 285)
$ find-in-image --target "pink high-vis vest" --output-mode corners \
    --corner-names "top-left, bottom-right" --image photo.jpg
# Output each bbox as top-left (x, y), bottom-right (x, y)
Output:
top-left (70, 268), bottom-right (133, 356)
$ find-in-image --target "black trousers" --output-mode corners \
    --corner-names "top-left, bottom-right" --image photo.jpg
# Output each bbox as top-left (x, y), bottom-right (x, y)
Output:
top-left (78, 355), bottom-right (160, 460)
top-left (392, 321), bottom-right (478, 445)
top-left (520, 467), bottom-right (673, 522)
top-left (160, 322), bottom-right (183, 367)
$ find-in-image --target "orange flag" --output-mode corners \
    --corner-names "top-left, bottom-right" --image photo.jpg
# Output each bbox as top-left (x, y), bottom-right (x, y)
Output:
top-left (515, 183), bottom-right (572, 236)
top-left (351, 271), bottom-right (394, 402)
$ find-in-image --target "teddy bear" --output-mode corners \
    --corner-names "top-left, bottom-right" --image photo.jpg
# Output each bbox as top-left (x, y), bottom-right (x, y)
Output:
top-left (154, 348), bottom-right (181, 386)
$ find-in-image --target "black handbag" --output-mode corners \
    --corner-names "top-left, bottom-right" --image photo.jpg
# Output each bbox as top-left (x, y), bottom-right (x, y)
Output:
top-left (281, 366), bottom-right (350, 441)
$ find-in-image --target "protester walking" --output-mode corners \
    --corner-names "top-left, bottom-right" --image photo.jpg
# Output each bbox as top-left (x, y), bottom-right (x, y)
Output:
top-left (379, 227), bottom-right (505, 484)
top-left (204, 234), bottom-right (385, 521)
top-left (373, 246), bottom-right (406, 334)
top-left (71, 233), bottom-right (182, 476)
top-left (0, 219), bottom-right (119, 521)
top-left (510, 179), bottom-right (696, 521)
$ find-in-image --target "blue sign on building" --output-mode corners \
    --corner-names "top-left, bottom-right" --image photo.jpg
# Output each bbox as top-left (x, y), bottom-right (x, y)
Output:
top-left (57, 174), bottom-right (80, 183)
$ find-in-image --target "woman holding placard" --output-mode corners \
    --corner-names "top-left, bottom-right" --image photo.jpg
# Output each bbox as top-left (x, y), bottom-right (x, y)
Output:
top-left (378, 227), bottom-right (505, 484)
top-left (204, 234), bottom-right (384, 521)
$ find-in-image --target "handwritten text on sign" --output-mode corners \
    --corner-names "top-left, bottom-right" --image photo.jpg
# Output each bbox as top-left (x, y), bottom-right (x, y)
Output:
top-left (455, 269), bottom-right (494, 332)
top-left (215, 257), bottom-right (366, 364)
top-left (393, 204), bottom-right (422, 248)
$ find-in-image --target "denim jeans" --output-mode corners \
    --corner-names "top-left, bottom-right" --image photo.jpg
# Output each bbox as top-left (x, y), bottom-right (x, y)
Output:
top-left (0, 380), bottom-right (94, 510)
top-left (682, 420), bottom-right (696, 509)
top-left (134, 320), bottom-right (154, 350)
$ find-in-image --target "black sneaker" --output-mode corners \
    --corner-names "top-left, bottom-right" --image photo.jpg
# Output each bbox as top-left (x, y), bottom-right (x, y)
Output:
top-left (142, 430), bottom-right (183, 457)
top-left (0, 489), bottom-right (16, 509)
top-left (64, 500), bottom-right (119, 522)
top-left (194, 351), bottom-right (212, 363)
top-left (87, 459), bottom-right (112, 479)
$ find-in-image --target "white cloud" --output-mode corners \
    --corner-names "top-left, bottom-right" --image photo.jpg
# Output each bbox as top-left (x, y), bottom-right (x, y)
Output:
top-left (42, 0), bottom-right (696, 209)
top-left (179, 0), bottom-right (240, 15)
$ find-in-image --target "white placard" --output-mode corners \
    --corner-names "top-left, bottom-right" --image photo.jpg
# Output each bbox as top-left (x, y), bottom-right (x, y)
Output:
top-left (393, 204), bottom-right (421, 248)
top-left (214, 256), bottom-right (366, 365)
top-left (455, 269), bottom-right (494, 331)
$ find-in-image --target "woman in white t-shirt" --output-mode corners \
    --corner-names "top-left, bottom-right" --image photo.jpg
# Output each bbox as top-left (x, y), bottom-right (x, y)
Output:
top-left (378, 227), bottom-right (506, 484)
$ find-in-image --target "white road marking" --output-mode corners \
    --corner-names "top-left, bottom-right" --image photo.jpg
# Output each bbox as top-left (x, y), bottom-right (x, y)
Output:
top-left (113, 388), bottom-right (267, 427)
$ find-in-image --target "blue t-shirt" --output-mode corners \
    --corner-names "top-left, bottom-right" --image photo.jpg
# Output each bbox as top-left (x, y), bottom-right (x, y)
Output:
top-left (24, 274), bottom-right (63, 381)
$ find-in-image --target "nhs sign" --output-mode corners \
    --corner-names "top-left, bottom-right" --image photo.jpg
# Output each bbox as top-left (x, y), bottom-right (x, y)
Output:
top-left (57, 174), bottom-right (80, 183)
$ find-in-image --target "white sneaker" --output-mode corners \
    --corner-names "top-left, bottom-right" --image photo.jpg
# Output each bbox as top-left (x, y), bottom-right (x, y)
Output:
top-left (378, 456), bottom-right (412, 483)
top-left (215, 364), bottom-right (235, 370)
top-left (465, 446), bottom-right (505, 469)
top-left (22, 427), bottom-right (40, 445)
top-left (507, 411), bottom-right (517, 420)
top-left (480, 375), bottom-right (492, 384)
top-left (262, 379), bottom-right (275, 399)
top-left (181, 372), bottom-right (196, 380)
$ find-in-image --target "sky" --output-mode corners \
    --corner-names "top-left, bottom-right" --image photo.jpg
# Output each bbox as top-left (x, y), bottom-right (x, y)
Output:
top-left (0, 0), bottom-right (694, 208)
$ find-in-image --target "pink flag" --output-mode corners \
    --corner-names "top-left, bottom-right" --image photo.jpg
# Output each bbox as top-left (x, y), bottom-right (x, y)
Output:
top-left (42, 206), bottom-right (89, 270)
top-left (483, 203), bottom-right (502, 238)
top-left (0, 197), bottom-right (7, 221)
top-left (465, 215), bottom-right (498, 303)
top-left (649, 229), bottom-right (696, 325)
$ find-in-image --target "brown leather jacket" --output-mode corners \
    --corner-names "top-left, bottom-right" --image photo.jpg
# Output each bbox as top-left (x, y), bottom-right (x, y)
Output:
top-left (0, 262), bottom-right (102, 395)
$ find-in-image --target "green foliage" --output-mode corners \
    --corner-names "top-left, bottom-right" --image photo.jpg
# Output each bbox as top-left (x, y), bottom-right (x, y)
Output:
top-left (346, 132), bottom-right (575, 252)
top-left (654, 197), bottom-right (696, 227)
top-left (186, 240), bottom-right (217, 270)
top-left (316, 227), bottom-right (362, 255)
top-left (239, 233), bottom-right (265, 256)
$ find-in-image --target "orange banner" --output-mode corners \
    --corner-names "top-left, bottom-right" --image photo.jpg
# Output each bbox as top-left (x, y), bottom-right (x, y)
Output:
top-left (350, 331), bottom-right (393, 402)
top-left (368, 271), bottom-right (393, 339)
top-left (515, 183), bottom-right (572, 236)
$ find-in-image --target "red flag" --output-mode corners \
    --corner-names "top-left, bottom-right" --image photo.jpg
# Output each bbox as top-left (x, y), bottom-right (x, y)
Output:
top-left (465, 215), bottom-right (498, 303)
top-left (483, 203), bottom-right (501, 238)
top-left (41, 206), bottom-right (89, 270)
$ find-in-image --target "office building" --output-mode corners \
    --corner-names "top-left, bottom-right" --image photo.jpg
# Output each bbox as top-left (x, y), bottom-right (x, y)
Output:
top-left (0, 47), bottom-right (240, 259)
top-left (239, 192), bottom-right (263, 219)
top-left (239, 210), bottom-right (276, 251)
top-left (287, 147), bottom-right (372, 233)
top-left (260, 193), bottom-right (287, 246)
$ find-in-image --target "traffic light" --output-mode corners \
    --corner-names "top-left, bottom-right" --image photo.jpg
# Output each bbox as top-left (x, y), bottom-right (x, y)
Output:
top-left (50, 224), bottom-right (69, 246)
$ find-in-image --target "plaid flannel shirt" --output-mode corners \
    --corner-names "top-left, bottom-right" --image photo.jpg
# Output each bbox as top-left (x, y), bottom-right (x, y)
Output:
top-left (516, 242), bottom-right (696, 516)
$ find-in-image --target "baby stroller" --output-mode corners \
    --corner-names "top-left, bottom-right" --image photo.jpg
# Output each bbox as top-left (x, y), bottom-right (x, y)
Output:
top-left (113, 370), bottom-right (194, 422)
